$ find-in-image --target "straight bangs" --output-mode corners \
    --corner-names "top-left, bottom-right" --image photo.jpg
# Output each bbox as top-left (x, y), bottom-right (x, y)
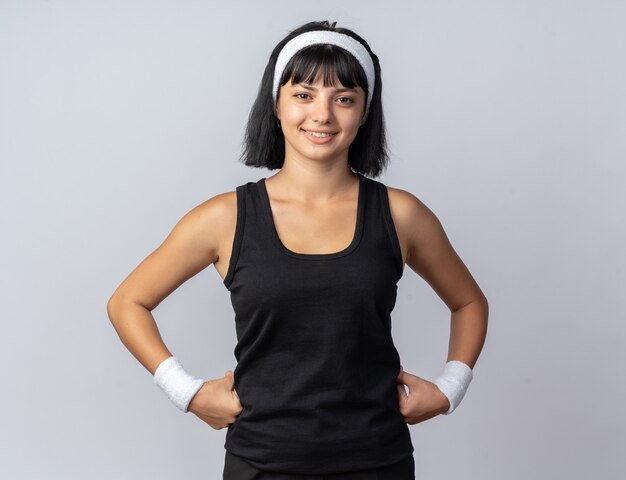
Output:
top-left (278, 44), bottom-right (368, 97)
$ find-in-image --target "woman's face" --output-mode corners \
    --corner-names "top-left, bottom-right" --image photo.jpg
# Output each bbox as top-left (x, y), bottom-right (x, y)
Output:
top-left (275, 73), bottom-right (366, 166)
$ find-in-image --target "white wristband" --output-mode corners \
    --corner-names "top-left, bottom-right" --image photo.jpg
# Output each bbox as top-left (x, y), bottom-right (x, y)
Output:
top-left (434, 360), bottom-right (473, 415)
top-left (153, 356), bottom-right (205, 413)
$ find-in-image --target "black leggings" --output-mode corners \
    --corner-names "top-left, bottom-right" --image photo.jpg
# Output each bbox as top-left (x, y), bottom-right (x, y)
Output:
top-left (222, 450), bottom-right (415, 480)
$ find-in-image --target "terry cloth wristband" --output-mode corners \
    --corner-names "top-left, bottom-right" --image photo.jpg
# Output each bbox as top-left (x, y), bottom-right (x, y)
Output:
top-left (434, 360), bottom-right (473, 414)
top-left (153, 356), bottom-right (205, 413)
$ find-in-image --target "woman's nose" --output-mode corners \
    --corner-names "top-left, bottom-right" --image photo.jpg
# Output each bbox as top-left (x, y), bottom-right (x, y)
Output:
top-left (311, 97), bottom-right (333, 123)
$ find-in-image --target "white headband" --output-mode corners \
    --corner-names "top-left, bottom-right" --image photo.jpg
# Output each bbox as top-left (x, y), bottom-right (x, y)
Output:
top-left (272, 30), bottom-right (376, 120)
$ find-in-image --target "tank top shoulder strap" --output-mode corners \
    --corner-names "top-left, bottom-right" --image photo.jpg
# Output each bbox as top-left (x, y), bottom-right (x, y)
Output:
top-left (223, 179), bottom-right (274, 289)
top-left (361, 176), bottom-right (404, 278)
top-left (223, 184), bottom-right (245, 289)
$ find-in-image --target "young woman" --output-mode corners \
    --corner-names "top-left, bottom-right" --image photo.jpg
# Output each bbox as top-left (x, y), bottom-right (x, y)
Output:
top-left (107, 20), bottom-right (488, 480)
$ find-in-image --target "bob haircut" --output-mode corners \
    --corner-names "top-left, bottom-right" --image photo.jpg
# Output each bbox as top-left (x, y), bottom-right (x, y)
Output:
top-left (239, 20), bottom-right (389, 178)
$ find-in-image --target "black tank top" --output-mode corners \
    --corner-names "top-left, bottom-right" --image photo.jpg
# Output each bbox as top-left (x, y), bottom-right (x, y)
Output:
top-left (222, 173), bottom-right (414, 475)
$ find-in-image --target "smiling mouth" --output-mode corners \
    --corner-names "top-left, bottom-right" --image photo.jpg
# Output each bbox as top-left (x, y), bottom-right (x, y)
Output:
top-left (302, 129), bottom-right (338, 138)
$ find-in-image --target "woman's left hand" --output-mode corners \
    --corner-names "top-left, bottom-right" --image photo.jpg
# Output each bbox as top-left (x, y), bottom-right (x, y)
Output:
top-left (396, 365), bottom-right (450, 424)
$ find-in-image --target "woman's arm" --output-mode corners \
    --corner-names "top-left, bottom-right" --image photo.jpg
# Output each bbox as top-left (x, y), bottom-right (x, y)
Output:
top-left (447, 296), bottom-right (488, 370)
top-left (107, 297), bottom-right (174, 376)
top-left (107, 195), bottom-right (224, 375)
top-left (390, 186), bottom-right (488, 365)
top-left (106, 192), bottom-right (243, 428)
top-left (389, 186), bottom-right (488, 422)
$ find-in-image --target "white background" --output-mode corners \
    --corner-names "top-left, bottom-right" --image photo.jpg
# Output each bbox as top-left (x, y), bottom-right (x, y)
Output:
top-left (1, 1), bottom-right (624, 478)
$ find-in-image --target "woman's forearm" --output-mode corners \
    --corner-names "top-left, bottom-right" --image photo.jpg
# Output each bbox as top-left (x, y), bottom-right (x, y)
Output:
top-left (446, 298), bottom-right (489, 369)
top-left (107, 298), bottom-right (173, 375)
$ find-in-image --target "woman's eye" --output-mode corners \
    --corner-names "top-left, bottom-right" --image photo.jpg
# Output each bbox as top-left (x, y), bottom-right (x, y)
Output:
top-left (337, 97), bottom-right (354, 104)
top-left (295, 93), bottom-right (310, 100)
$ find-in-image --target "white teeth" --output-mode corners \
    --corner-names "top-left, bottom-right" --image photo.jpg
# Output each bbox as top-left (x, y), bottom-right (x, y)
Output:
top-left (306, 130), bottom-right (335, 138)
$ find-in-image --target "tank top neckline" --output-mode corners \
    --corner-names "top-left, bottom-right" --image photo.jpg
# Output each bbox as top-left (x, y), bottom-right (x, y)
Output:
top-left (258, 174), bottom-right (367, 261)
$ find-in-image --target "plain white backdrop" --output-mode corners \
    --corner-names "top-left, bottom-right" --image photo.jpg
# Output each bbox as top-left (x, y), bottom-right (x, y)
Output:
top-left (1, 1), bottom-right (624, 478)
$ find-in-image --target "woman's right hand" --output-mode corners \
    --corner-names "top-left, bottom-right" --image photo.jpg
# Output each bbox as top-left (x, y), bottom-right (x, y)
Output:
top-left (188, 370), bottom-right (243, 430)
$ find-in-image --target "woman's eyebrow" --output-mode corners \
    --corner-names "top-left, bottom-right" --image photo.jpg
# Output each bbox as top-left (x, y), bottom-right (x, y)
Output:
top-left (294, 83), bottom-right (357, 93)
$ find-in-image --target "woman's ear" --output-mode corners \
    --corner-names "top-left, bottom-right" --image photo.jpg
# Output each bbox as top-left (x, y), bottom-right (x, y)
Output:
top-left (274, 104), bottom-right (282, 129)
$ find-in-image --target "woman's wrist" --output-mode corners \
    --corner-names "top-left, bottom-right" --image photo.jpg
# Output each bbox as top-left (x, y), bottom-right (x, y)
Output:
top-left (434, 360), bottom-right (473, 415)
top-left (153, 356), bottom-right (205, 413)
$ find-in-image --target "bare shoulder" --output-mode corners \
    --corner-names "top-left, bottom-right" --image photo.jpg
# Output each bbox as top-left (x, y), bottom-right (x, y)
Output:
top-left (384, 184), bottom-right (488, 311)
top-left (193, 189), bottom-right (238, 263)
top-left (384, 185), bottom-right (446, 265)
top-left (385, 185), bottom-right (435, 223)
